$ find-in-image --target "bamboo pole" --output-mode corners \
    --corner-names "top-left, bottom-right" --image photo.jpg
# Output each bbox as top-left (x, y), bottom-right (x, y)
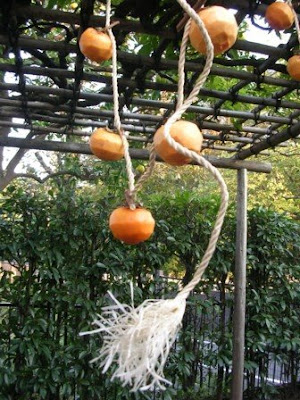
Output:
top-left (0, 136), bottom-right (272, 173)
top-left (14, 4), bottom-right (174, 39)
top-left (0, 19), bottom-right (291, 59)
top-left (1, 76), bottom-right (299, 112)
top-left (235, 119), bottom-right (300, 159)
top-left (0, 105), bottom-right (293, 141)
top-left (14, 1), bottom-right (298, 38)
top-left (0, 82), bottom-right (298, 127)
top-left (0, 33), bottom-right (291, 62)
top-left (0, 120), bottom-right (258, 145)
top-left (0, 99), bottom-right (290, 138)
top-left (231, 168), bottom-right (248, 400)
top-left (265, 109), bottom-right (300, 136)
top-left (211, 32), bottom-right (298, 155)
top-left (0, 60), bottom-right (297, 91)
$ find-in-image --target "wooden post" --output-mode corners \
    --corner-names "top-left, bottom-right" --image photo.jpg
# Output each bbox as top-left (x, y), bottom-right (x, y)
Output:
top-left (231, 168), bottom-right (248, 400)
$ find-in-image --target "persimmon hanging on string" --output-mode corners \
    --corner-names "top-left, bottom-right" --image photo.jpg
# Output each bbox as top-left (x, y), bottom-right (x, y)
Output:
top-left (189, 6), bottom-right (238, 55)
top-left (109, 207), bottom-right (155, 245)
top-left (153, 120), bottom-right (203, 166)
top-left (81, 0), bottom-right (229, 392)
top-left (79, 27), bottom-right (113, 62)
top-left (287, 54), bottom-right (300, 80)
top-left (265, 2), bottom-right (294, 30)
top-left (89, 128), bottom-right (124, 161)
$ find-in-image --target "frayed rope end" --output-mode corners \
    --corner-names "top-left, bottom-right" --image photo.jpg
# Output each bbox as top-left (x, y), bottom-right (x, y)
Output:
top-left (80, 292), bottom-right (186, 392)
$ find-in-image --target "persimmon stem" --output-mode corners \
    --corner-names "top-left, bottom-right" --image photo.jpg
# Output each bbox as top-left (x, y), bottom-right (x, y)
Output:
top-left (96, 21), bottom-right (120, 33)
top-left (125, 189), bottom-right (136, 210)
top-left (105, 20), bottom-right (120, 30)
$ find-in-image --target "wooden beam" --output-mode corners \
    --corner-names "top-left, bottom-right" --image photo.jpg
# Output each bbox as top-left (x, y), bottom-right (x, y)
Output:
top-left (231, 168), bottom-right (248, 400)
top-left (235, 119), bottom-right (300, 160)
top-left (0, 136), bottom-right (272, 173)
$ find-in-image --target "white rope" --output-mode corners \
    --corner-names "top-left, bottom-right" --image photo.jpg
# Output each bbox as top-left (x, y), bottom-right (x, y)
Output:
top-left (105, 1), bottom-right (159, 207)
top-left (105, 0), bottom-right (136, 209)
top-left (173, 0), bottom-right (214, 115)
top-left (287, 0), bottom-right (300, 45)
top-left (163, 0), bottom-right (228, 299)
top-left (134, 144), bottom-right (156, 195)
top-left (176, 18), bottom-right (192, 110)
top-left (81, 0), bottom-right (229, 392)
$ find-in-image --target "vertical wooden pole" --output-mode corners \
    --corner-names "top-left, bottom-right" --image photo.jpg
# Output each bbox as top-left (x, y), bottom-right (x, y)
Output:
top-left (231, 168), bottom-right (248, 400)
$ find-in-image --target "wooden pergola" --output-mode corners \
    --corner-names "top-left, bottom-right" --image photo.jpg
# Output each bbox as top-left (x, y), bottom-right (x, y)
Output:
top-left (0, 1), bottom-right (299, 399)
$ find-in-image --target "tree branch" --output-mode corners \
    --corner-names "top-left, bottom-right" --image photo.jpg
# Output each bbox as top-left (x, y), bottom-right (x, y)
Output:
top-left (12, 170), bottom-right (98, 184)
top-left (34, 152), bottom-right (53, 174)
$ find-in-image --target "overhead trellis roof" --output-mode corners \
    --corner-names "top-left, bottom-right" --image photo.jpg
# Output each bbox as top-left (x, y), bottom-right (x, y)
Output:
top-left (0, 0), bottom-right (300, 173)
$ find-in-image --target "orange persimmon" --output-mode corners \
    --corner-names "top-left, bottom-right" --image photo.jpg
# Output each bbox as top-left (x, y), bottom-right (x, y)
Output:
top-left (265, 2), bottom-right (294, 30)
top-left (287, 55), bottom-right (300, 81)
top-left (109, 207), bottom-right (155, 245)
top-left (89, 128), bottom-right (124, 161)
top-left (153, 120), bottom-right (203, 166)
top-left (79, 27), bottom-right (112, 62)
top-left (189, 6), bottom-right (238, 55)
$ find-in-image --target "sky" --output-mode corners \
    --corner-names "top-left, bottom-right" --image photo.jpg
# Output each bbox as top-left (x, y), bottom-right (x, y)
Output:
top-left (244, 16), bottom-right (290, 46)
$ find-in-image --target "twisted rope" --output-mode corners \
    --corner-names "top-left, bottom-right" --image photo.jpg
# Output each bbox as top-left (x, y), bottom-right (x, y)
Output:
top-left (162, 0), bottom-right (229, 299)
top-left (81, 0), bottom-right (229, 391)
top-left (105, 0), bottom-right (136, 209)
top-left (134, 144), bottom-right (156, 195)
top-left (176, 18), bottom-right (192, 110)
top-left (287, 0), bottom-right (300, 45)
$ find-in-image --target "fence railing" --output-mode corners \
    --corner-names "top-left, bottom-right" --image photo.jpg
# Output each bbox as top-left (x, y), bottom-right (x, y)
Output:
top-left (0, 273), bottom-right (299, 399)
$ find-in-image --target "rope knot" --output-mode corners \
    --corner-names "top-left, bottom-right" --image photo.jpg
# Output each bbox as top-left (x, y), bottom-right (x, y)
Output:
top-left (125, 189), bottom-right (136, 210)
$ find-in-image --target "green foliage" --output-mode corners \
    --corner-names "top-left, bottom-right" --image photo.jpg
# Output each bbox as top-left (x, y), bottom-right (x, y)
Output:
top-left (46, 0), bottom-right (71, 9)
top-left (245, 207), bottom-right (300, 394)
top-left (0, 176), bottom-right (299, 399)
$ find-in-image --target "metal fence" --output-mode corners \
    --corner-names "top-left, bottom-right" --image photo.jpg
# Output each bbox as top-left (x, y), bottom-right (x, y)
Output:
top-left (157, 274), bottom-right (300, 400)
top-left (0, 274), bottom-right (300, 400)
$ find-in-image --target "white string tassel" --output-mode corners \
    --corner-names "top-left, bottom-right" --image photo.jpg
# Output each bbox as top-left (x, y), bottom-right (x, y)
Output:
top-left (80, 291), bottom-right (186, 391)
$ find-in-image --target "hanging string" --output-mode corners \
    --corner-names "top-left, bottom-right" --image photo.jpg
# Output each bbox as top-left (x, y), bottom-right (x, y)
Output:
top-left (81, 0), bottom-right (229, 392)
top-left (133, 21), bottom-right (193, 198)
top-left (135, 8), bottom-right (210, 199)
top-left (176, 18), bottom-right (192, 110)
top-left (162, 0), bottom-right (228, 299)
top-left (134, 144), bottom-right (156, 196)
top-left (287, 0), bottom-right (300, 45)
top-left (105, 0), bottom-right (136, 209)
